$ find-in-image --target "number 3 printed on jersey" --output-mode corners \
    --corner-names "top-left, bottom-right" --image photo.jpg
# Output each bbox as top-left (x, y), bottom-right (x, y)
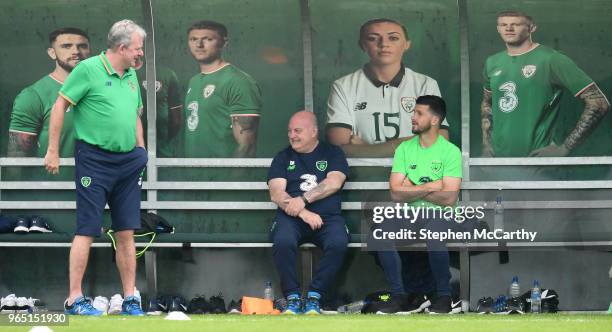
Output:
top-left (300, 174), bottom-right (318, 192)
top-left (498, 81), bottom-right (518, 113)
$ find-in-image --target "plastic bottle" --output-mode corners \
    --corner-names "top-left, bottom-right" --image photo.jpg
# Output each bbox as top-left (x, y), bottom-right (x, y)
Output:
top-left (531, 280), bottom-right (541, 314)
top-left (337, 300), bottom-right (366, 314)
top-left (509, 276), bottom-right (521, 298)
top-left (494, 190), bottom-right (504, 231)
top-left (264, 281), bottom-right (274, 301)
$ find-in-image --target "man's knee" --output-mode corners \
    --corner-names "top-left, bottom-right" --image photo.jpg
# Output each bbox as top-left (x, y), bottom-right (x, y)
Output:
top-left (322, 234), bottom-right (348, 253)
top-left (273, 233), bottom-right (299, 251)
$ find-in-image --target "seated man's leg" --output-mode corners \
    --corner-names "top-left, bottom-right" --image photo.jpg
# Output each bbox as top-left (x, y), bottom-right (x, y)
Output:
top-left (377, 250), bottom-right (405, 295)
top-left (308, 215), bottom-right (349, 297)
top-left (400, 251), bottom-right (436, 296)
top-left (271, 215), bottom-right (309, 297)
top-left (422, 218), bottom-right (452, 297)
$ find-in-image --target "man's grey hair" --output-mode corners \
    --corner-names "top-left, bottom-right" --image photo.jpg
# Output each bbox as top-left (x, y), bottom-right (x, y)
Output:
top-left (107, 19), bottom-right (146, 49)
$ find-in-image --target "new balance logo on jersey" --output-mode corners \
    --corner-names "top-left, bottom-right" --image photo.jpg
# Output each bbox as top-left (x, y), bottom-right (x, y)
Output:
top-left (493, 69), bottom-right (503, 77)
top-left (354, 102), bottom-right (367, 111)
top-left (106, 81), bottom-right (112, 87)
top-left (410, 164), bottom-right (417, 170)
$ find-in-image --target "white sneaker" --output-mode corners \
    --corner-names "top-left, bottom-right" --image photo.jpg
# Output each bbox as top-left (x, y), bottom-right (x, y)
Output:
top-left (93, 296), bottom-right (109, 314)
top-left (12, 297), bottom-right (31, 313)
top-left (108, 294), bottom-right (123, 315)
top-left (1, 294), bottom-right (17, 311)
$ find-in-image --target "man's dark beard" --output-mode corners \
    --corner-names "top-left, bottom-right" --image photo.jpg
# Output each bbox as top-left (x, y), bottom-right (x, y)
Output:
top-left (57, 58), bottom-right (80, 72)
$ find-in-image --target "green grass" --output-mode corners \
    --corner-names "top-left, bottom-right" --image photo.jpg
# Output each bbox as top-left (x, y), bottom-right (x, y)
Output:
top-left (4, 314), bottom-right (611, 332)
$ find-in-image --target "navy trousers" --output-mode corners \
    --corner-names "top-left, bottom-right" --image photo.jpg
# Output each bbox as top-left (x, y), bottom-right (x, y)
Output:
top-left (271, 214), bottom-right (348, 298)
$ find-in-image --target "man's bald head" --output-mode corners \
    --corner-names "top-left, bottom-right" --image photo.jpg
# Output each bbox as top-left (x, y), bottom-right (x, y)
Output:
top-left (288, 110), bottom-right (319, 153)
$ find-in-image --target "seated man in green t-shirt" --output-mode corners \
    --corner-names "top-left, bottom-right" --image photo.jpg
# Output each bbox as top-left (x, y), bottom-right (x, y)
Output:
top-left (376, 95), bottom-right (462, 314)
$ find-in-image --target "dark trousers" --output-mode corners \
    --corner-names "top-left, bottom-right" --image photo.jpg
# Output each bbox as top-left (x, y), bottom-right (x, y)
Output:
top-left (271, 214), bottom-right (348, 298)
top-left (374, 217), bottom-right (455, 297)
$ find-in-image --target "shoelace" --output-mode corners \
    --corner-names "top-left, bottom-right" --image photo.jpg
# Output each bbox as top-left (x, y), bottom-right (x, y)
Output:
top-left (124, 298), bottom-right (141, 312)
top-left (305, 297), bottom-right (319, 310)
top-left (75, 298), bottom-right (98, 313)
top-left (287, 297), bottom-right (301, 310)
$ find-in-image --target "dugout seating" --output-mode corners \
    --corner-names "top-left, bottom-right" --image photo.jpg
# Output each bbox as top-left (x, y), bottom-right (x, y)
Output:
top-left (2, 157), bottom-right (612, 303)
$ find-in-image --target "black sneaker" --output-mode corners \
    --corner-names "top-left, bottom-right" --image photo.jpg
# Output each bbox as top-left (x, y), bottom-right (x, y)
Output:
top-left (208, 294), bottom-right (227, 314)
top-left (397, 294), bottom-right (432, 314)
top-left (227, 299), bottom-right (242, 314)
top-left (13, 216), bottom-right (30, 234)
top-left (476, 297), bottom-right (494, 314)
top-left (29, 216), bottom-right (53, 233)
top-left (187, 295), bottom-right (209, 314)
top-left (169, 296), bottom-right (187, 312)
top-left (506, 297), bottom-right (526, 314)
top-left (374, 293), bottom-right (405, 314)
top-left (146, 297), bottom-right (162, 315)
top-left (427, 295), bottom-right (460, 314)
top-left (156, 295), bottom-right (171, 313)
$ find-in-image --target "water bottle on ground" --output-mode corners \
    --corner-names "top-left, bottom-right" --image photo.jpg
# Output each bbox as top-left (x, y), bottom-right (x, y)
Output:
top-left (337, 300), bottom-right (366, 314)
top-left (531, 280), bottom-right (541, 314)
top-left (509, 276), bottom-right (521, 298)
top-left (264, 281), bottom-right (274, 301)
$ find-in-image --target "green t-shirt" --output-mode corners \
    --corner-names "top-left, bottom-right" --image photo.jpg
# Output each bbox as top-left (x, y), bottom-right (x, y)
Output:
top-left (60, 52), bottom-right (143, 152)
top-left (9, 75), bottom-right (75, 157)
top-left (182, 64), bottom-right (262, 157)
top-left (391, 135), bottom-right (462, 208)
top-left (137, 65), bottom-right (182, 157)
top-left (483, 44), bottom-right (593, 157)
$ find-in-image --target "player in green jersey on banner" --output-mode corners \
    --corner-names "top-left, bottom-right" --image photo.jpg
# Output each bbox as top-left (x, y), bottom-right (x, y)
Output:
top-left (8, 27), bottom-right (91, 157)
top-left (481, 10), bottom-right (609, 157)
top-left (182, 20), bottom-right (262, 158)
top-left (134, 57), bottom-right (183, 157)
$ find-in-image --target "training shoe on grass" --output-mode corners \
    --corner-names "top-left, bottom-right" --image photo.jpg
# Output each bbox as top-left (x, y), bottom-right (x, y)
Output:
top-left (303, 292), bottom-right (321, 315)
top-left (426, 295), bottom-right (459, 314)
top-left (64, 296), bottom-right (103, 316)
top-left (505, 297), bottom-right (526, 314)
top-left (108, 294), bottom-right (123, 315)
top-left (227, 299), bottom-right (242, 314)
top-left (187, 295), bottom-right (209, 314)
top-left (208, 294), bottom-right (227, 314)
top-left (121, 295), bottom-right (144, 316)
top-left (282, 294), bottom-right (302, 315)
top-left (476, 297), bottom-right (494, 314)
top-left (146, 297), bottom-right (162, 316)
top-left (92, 296), bottom-right (109, 314)
top-left (169, 296), bottom-right (188, 313)
top-left (397, 294), bottom-right (432, 314)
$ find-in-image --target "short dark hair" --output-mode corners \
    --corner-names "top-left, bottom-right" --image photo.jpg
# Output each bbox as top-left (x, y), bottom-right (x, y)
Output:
top-left (48, 27), bottom-right (90, 45)
top-left (497, 10), bottom-right (534, 25)
top-left (416, 95), bottom-right (446, 124)
top-left (187, 20), bottom-right (228, 41)
top-left (359, 18), bottom-right (409, 46)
